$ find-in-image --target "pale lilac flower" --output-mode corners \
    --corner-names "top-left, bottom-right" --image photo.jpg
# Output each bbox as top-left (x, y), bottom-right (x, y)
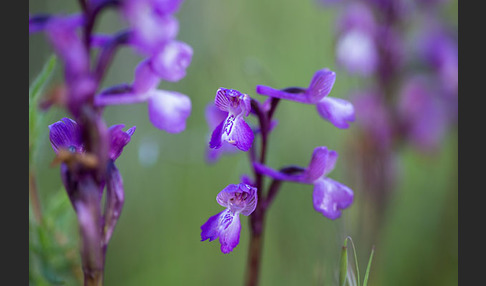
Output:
top-left (254, 146), bottom-right (353, 219)
top-left (122, 0), bottom-right (180, 55)
top-left (335, 3), bottom-right (378, 76)
top-left (95, 60), bottom-right (191, 133)
top-left (201, 183), bottom-right (258, 254)
top-left (209, 88), bottom-right (254, 152)
top-left (256, 69), bottom-right (355, 129)
top-left (150, 40), bottom-right (193, 82)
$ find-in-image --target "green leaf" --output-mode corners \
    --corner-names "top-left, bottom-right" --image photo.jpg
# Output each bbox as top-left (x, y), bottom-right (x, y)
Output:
top-left (362, 246), bottom-right (375, 286)
top-left (345, 236), bottom-right (361, 286)
top-left (339, 241), bottom-right (348, 286)
top-left (29, 55), bottom-right (57, 164)
top-left (29, 55), bottom-right (57, 105)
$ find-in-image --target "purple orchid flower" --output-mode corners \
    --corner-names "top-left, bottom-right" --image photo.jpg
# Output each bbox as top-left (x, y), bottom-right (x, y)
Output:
top-left (49, 118), bottom-right (136, 161)
top-left (42, 14), bottom-right (96, 115)
top-left (335, 3), bottom-right (378, 76)
top-left (209, 88), bottom-right (254, 152)
top-left (256, 69), bottom-right (355, 129)
top-left (150, 40), bottom-right (193, 82)
top-left (122, 0), bottom-right (181, 56)
top-left (253, 146), bottom-right (353, 220)
top-left (95, 59), bottom-right (191, 133)
top-left (201, 183), bottom-right (258, 254)
top-left (397, 76), bottom-right (448, 152)
top-left (49, 118), bottom-right (134, 245)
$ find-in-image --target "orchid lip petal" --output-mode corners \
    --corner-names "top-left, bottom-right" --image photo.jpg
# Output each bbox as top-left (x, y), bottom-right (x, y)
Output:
top-left (220, 115), bottom-right (254, 152)
top-left (147, 90), bottom-right (191, 133)
top-left (316, 97), bottom-right (355, 129)
top-left (313, 178), bottom-right (353, 220)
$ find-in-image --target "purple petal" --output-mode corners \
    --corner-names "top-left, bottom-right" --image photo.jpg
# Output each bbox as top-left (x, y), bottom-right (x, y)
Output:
top-left (306, 69), bottom-right (336, 103)
top-left (200, 209), bottom-right (242, 254)
top-left (150, 40), bottom-right (193, 82)
top-left (205, 103), bottom-right (228, 129)
top-left (206, 141), bottom-right (239, 163)
top-left (209, 119), bottom-right (225, 149)
top-left (133, 59), bottom-right (161, 94)
top-left (313, 178), bottom-right (353, 220)
top-left (200, 210), bottom-right (225, 242)
top-left (336, 29), bottom-right (378, 76)
top-left (48, 118), bottom-right (83, 153)
top-left (151, 0), bottom-right (184, 15)
top-left (305, 146), bottom-right (338, 181)
top-left (216, 184), bottom-right (240, 208)
top-left (256, 85), bottom-right (310, 104)
top-left (103, 163), bottom-right (125, 244)
top-left (216, 183), bottom-right (257, 216)
top-left (147, 90), bottom-right (191, 133)
top-left (45, 15), bottom-right (89, 76)
top-left (316, 97), bottom-right (355, 129)
top-left (221, 116), bottom-right (254, 152)
top-left (123, 0), bottom-right (179, 55)
top-left (219, 211), bottom-right (241, 254)
top-left (109, 125), bottom-right (136, 161)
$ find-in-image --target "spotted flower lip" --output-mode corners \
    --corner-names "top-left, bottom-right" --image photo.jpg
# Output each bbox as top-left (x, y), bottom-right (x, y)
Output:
top-left (209, 88), bottom-right (254, 152)
top-left (253, 146), bottom-right (353, 220)
top-left (256, 69), bottom-right (355, 129)
top-left (200, 183), bottom-right (257, 254)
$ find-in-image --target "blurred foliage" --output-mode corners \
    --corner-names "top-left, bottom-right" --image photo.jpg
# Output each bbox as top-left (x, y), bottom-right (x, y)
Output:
top-left (29, 0), bottom-right (458, 285)
top-left (29, 56), bottom-right (81, 285)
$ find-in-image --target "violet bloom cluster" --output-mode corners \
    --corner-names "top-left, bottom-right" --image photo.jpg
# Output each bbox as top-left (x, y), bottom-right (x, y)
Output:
top-left (29, 0), bottom-right (193, 283)
top-left (49, 118), bottom-right (135, 244)
top-left (323, 0), bottom-right (457, 152)
top-left (201, 67), bottom-right (355, 254)
top-left (30, 0), bottom-right (193, 133)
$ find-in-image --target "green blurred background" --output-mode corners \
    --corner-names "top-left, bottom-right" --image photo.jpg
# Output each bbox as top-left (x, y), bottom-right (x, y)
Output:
top-left (29, 0), bottom-right (458, 285)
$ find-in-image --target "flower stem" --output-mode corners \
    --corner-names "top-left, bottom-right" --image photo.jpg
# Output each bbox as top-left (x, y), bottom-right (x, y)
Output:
top-left (245, 97), bottom-right (281, 286)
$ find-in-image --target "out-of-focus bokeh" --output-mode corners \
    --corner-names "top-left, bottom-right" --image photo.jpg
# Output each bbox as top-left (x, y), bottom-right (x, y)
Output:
top-left (29, 0), bottom-right (457, 285)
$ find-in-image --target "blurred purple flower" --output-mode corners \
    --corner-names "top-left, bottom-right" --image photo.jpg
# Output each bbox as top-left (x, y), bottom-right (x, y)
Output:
top-left (398, 76), bottom-right (449, 152)
top-left (95, 60), bottom-right (192, 133)
top-left (335, 3), bottom-right (378, 76)
top-left (41, 14), bottom-right (96, 115)
top-left (254, 146), bottom-right (353, 220)
top-left (122, 0), bottom-right (181, 55)
top-left (49, 117), bottom-right (136, 161)
top-left (209, 88), bottom-right (254, 152)
top-left (201, 183), bottom-right (257, 254)
top-left (150, 40), bottom-right (193, 82)
top-left (256, 69), bottom-right (355, 129)
top-left (351, 91), bottom-right (393, 149)
top-left (415, 18), bottom-right (458, 96)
